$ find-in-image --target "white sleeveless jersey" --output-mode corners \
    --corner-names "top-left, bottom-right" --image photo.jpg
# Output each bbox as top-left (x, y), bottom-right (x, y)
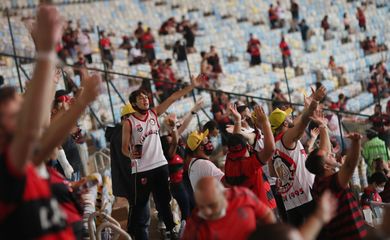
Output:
top-left (127, 110), bottom-right (167, 173)
top-left (272, 132), bottom-right (315, 211)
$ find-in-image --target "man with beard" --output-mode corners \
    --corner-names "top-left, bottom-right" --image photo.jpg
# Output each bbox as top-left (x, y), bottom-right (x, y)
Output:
top-left (182, 177), bottom-right (275, 240)
top-left (186, 130), bottom-right (225, 190)
top-left (121, 75), bottom-right (203, 240)
top-left (269, 86), bottom-right (326, 227)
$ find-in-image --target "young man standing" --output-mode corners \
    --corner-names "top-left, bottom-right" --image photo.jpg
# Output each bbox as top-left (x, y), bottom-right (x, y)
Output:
top-left (269, 87), bottom-right (326, 227)
top-left (306, 132), bottom-right (367, 239)
top-left (122, 75), bottom-right (202, 240)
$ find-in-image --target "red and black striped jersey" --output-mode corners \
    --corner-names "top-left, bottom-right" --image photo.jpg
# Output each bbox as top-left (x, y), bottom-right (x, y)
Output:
top-left (312, 173), bottom-right (367, 240)
top-left (0, 148), bottom-right (75, 239)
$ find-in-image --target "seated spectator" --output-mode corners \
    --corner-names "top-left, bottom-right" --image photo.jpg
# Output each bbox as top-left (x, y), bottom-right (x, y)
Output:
top-left (119, 35), bottom-right (132, 53)
top-left (207, 45), bottom-right (223, 74)
top-left (159, 17), bottom-right (176, 35)
top-left (361, 172), bottom-right (387, 209)
top-left (306, 132), bottom-right (368, 239)
top-left (343, 12), bottom-right (351, 32)
top-left (248, 191), bottom-right (338, 240)
top-left (129, 42), bottom-right (145, 65)
top-left (271, 81), bottom-right (288, 109)
top-left (182, 177), bottom-right (276, 240)
top-left (73, 52), bottom-right (86, 77)
top-left (328, 56), bottom-right (345, 77)
top-left (247, 33), bottom-right (261, 66)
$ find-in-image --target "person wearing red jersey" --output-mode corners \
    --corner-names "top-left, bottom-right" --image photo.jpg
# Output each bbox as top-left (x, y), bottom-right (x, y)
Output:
top-left (224, 104), bottom-right (276, 211)
top-left (247, 33), bottom-right (261, 66)
top-left (356, 7), bottom-right (366, 31)
top-left (361, 172), bottom-right (387, 209)
top-left (182, 176), bottom-right (275, 240)
top-left (0, 5), bottom-right (102, 240)
top-left (279, 34), bottom-right (293, 67)
top-left (306, 132), bottom-right (368, 240)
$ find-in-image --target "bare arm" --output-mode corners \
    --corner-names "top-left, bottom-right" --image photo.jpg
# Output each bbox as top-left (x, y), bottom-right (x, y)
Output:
top-left (299, 191), bottom-right (337, 240)
top-left (154, 74), bottom-right (203, 116)
top-left (307, 128), bottom-right (319, 153)
top-left (121, 120), bottom-right (132, 157)
top-left (228, 103), bottom-right (242, 134)
top-left (178, 98), bottom-right (204, 136)
top-left (32, 73), bottom-right (102, 165)
top-left (254, 106), bottom-right (276, 164)
top-left (10, 5), bottom-right (63, 173)
top-left (283, 86), bottom-right (326, 148)
top-left (337, 133), bottom-right (362, 188)
top-left (167, 128), bottom-right (179, 159)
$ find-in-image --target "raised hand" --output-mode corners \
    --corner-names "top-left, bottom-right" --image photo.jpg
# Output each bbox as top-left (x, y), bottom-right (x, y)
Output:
top-left (313, 86), bottom-right (327, 102)
top-left (191, 98), bottom-right (204, 113)
top-left (253, 105), bottom-right (268, 126)
top-left (78, 70), bottom-right (102, 106)
top-left (190, 74), bottom-right (206, 88)
top-left (228, 103), bottom-right (241, 122)
top-left (310, 128), bottom-right (320, 138)
top-left (310, 109), bottom-right (328, 127)
top-left (345, 132), bottom-right (362, 141)
top-left (314, 190), bottom-right (338, 224)
top-left (33, 5), bottom-right (64, 52)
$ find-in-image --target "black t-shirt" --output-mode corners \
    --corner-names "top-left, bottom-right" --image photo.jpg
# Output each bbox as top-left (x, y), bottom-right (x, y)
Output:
top-left (173, 42), bottom-right (187, 62)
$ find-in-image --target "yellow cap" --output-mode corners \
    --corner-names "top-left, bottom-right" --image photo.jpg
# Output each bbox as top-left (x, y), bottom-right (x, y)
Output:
top-left (186, 129), bottom-right (209, 151)
top-left (120, 104), bottom-right (135, 117)
top-left (269, 108), bottom-right (292, 132)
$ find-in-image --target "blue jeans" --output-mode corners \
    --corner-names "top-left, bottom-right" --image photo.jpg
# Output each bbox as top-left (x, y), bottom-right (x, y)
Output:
top-left (170, 182), bottom-right (190, 220)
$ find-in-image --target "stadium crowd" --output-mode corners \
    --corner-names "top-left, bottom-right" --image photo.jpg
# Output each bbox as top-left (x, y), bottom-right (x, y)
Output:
top-left (1, 2), bottom-right (390, 240)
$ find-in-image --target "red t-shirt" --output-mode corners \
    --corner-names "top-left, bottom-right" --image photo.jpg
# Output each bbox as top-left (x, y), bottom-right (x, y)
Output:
top-left (279, 41), bottom-right (291, 56)
top-left (248, 39), bottom-right (261, 56)
top-left (225, 153), bottom-right (276, 209)
top-left (0, 148), bottom-right (75, 239)
top-left (141, 33), bottom-right (154, 49)
top-left (182, 187), bottom-right (269, 240)
top-left (99, 37), bottom-right (111, 50)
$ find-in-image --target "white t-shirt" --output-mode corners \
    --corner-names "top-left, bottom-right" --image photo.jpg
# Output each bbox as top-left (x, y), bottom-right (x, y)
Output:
top-left (127, 110), bottom-right (168, 173)
top-left (189, 158), bottom-right (224, 190)
top-left (273, 133), bottom-right (315, 211)
top-left (77, 32), bottom-right (92, 55)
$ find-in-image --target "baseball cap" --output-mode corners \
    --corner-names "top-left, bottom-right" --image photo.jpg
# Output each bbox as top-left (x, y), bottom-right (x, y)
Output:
top-left (187, 129), bottom-right (209, 151)
top-left (120, 104), bottom-right (135, 117)
top-left (268, 108), bottom-right (293, 132)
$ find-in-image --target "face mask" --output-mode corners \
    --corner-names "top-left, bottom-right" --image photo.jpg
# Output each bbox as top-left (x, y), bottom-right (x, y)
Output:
top-left (197, 206), bottom-right (226, 220)
top-left (376, 186), bottom-right (385, 193)
top-left (203, 141), bottom-right (214, 156)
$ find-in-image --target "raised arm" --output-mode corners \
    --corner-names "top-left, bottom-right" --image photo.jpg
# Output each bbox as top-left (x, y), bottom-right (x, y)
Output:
top-left (10, 5), bottom-right (63, 173)
top-left (283, 86), bottom-right (326, 148)
top-left (154, 74), bottom-right (203, 116)
top-left (254, 106), bottom-right (276, 164)
top-left (178, 98), bottom-right (204, 136)
top-left (228, 103), bottom-right (242, 134)
top-left (337, 133), bottom-right (362, 188)
top-left (167, 125), bottom-right (179, 160)
top-left (310, 109), bottom-right (331, 153)
top-left (299, 190), bottom-right (337, 240)
top-left (306, 128), bottom-right (320, 153)
top-left (32, 72), bottom-right (102, 164)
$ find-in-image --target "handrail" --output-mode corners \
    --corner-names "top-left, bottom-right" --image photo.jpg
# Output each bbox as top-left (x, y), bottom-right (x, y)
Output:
top-left (0, 52), bottom-right (375, 118)
top-left (1, 0), bottom-right (113, 11)
top-left (93, 151), bottom-right (111, 173)
top-left (96, 222), bottom-right (131, 240)
top-left (88, 211), bottom-right (131, 240)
